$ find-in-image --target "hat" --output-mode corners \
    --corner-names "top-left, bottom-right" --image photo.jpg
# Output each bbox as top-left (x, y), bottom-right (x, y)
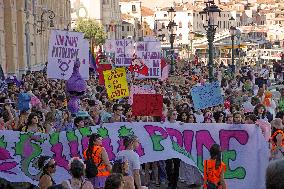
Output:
top-left (76, 111), bottom-right (90, 118)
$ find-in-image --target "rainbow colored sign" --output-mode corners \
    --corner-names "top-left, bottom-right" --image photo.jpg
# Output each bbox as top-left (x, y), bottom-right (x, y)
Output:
top-left (0, 123), bottom-right (269, 189)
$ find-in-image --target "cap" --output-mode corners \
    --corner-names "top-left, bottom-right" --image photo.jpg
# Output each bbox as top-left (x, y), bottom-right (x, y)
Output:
top-left (76, 111), bottom-right (90, 118)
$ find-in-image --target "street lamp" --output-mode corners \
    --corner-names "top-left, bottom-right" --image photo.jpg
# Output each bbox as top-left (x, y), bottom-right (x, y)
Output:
top-left (230, 26), bottom-right (237, 74)
top-left (200, 0), bottom-right (221, 82)
top-left (167, 7), bottom-right (177, 74)
top-left (37, 9), bottom-right (55, 34)
top-left (230, 26), bottom-right (241, 75)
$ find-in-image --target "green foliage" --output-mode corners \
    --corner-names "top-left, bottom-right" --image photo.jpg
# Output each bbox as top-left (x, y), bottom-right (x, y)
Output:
top-left (75, 18), bottom-right (107, 45)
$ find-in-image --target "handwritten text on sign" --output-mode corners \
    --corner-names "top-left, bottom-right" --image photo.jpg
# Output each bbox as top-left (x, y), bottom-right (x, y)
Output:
top-left (136, 41), bottom-right (161, 78)
top-left (103, 68), bottom-right (129, 100)
top-left (47, 30), bottom-right (89, 80)
top-left (115, 39), bottom-right (134, 66)
top-left (0, 123), bottom-right (268, 189)
top-left (190, 81), bottom-right (224, 110)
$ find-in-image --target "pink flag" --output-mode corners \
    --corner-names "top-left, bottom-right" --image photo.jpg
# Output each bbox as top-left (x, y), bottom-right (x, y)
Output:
top-left (161, 65), bottom-right (169, 81)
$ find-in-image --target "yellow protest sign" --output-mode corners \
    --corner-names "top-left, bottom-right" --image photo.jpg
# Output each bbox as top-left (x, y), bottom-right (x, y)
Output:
top-left (103, 68), bottom-right (129, 100)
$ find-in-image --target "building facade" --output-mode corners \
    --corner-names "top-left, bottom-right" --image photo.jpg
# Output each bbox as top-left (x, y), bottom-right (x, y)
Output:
top-left (71, 0), bottom-right (122, 40)
top-left (154, 6), bottom-right (237, 45)
top-left (0, 0), bottom-right (71, 76)
top-left (121, 21), bottom-right (134, 39)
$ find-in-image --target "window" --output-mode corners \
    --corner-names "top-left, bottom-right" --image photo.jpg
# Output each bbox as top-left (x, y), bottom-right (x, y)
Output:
top-left (122, 26), bottom-right (124, 31)
top-left (132, 5), bottom-right (136, 12)
top-left (188, 13), bottom-right (191, 16)
top-left (193, 13), bottom-right (195, 16)
top-left (162, 23), bottom-right (165, 29)
top-left (223, 21), bottom-right (225, 28)
top-left (179, 21), bottom-right (182, 28)
top-left (127, 26), bottom-right (130, 31)
top-left (188, 21), bottom-right (191, 28)
top-left (164, 14), bottom-right (167, 17)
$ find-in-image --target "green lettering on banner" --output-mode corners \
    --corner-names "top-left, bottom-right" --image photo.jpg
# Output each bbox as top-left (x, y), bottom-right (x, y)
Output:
top-left (79, 127), bottom-right (92, 151)
top-left (0, 136), bottom-right (7, 148)
top-left (66, 131), bottom-right (77, 141)
top-left (15, 133), bottom-right (45, 180)
top-left (172, 142), bottom-right (194, 161)
top-left (223, 150), bottom-right (246, 179)
top-left (50, 132), bottom-right (59, 145)
top-left (151, 135), bottom-right (165, 151)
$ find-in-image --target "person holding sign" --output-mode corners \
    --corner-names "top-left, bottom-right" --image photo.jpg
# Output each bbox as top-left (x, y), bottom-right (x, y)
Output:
top-left (203, 144), bottom-right (227, 189)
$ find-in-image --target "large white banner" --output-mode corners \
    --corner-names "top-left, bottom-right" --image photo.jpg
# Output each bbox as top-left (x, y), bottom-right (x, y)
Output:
top-left (47, 30), bottom-right (89, 80)
top-left (0, 123), bottom-right (269, 189)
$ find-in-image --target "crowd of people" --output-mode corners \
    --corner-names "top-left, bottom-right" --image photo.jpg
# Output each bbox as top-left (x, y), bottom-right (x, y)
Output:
top-left (1, 58), bottom-right (284, 189)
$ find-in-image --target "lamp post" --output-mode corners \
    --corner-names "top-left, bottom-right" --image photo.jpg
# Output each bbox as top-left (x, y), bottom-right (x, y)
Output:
top-left (230, 26), bottom-right (241, 75)
top-left (167, 7), bottom-right (177, 74)
top-left (230, 26), bottom-right (237, 74)
top-left (37, 9), bottom-right (55, 34)
top-left (200, 1), bottom-right (221, 82)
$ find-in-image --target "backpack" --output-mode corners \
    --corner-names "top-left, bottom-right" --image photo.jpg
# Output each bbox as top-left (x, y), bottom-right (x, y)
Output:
top-left (84, 148), bottom-right (102, 178)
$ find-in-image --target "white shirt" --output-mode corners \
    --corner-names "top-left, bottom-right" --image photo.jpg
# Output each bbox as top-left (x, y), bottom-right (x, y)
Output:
top-left (116, 150), bottom-right (140, 176)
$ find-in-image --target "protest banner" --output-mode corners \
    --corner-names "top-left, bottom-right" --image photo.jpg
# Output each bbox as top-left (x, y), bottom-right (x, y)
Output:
top-left (128, 85), bottom-right (156, 105)
top-left (132, 94), bottom-right (163, 116)
top-left (0, 123), bottom-right (268, 189)
top-left (104, 39), bottom-right (115, 53)
top-left (191, 81), bottom-right (224, 110)
top-left (115, 39), bottom-right (134, 66)
top-left (47, 30), bottom-right (89, 80)
top-left (136, 41), bottom-right (161, 78)
top-left (103, 68), bottom-right (129, 100)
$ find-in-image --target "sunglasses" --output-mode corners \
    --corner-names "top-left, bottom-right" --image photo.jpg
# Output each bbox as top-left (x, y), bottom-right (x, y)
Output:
top-left (49, 163), bottom-right (57, 168)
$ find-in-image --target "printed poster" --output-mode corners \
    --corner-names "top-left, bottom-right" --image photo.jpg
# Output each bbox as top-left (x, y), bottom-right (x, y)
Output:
top-left (135, 41), bottom-right (161, 78)
top-left (47, 30), bottom-right (89, 80)
top-left (115, 39), bottom-right (134, 66)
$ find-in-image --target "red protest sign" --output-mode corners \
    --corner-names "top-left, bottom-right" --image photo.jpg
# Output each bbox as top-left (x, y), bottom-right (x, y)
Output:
top-left (132, 94), bottom-right (163, 116)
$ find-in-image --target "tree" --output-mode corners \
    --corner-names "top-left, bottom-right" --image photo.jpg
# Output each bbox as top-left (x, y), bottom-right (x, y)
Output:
top-left (75, 18), bottom-right (107, 46)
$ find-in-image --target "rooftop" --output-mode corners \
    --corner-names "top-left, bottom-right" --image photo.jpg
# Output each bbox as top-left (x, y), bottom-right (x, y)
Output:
top-left (141, 6), bottom-right (154, 16)
top-left (121, 13), bottom-right (134, 20)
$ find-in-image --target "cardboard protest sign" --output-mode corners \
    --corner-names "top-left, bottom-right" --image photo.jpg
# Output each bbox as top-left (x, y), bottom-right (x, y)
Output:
top-left (0, 123), bottom-right (269, 189)
top-left (132, 94), bottom-right (163, 116)
top-left (115, 39), bottom-right (134, 66)
top-left (128, 85), bottom-right (156, 105)
top-left (103, 68), bottom-right (129, 100)
top-left (135, 41), bottom-right (161, 78)
top-left (47, 30), bottom-right (89, 80)
top-left (191, 81), bottom-right (223, 110)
